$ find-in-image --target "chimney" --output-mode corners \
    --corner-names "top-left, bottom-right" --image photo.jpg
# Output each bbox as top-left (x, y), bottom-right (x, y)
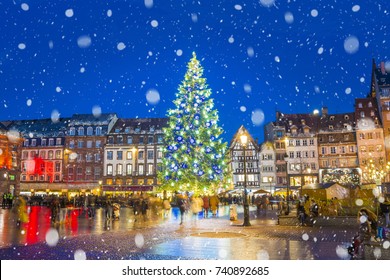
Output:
top-left (276, 111), bottom-right (281, 120)
top-left (381, 61), bottom-right (386, 75)
top-left (321, 107), bottom-right (328, 116)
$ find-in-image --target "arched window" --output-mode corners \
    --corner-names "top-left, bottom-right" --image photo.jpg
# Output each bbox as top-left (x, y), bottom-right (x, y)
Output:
top-left (78, 127), bottom-right (84, 136)
top-left (69, 127), bottom-right (76, 136)
top-left (87, 127), bottom-right (93, 136)
top-left (96, 127), bottom-right (102, 135)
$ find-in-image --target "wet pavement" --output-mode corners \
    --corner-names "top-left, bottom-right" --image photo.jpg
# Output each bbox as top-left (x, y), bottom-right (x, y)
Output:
top-left (0, 205), bottom-right (363, 260)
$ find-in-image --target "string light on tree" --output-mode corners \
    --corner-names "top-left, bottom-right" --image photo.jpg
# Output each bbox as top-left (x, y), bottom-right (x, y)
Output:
top-left (158, 52), bottom-right (228, 194)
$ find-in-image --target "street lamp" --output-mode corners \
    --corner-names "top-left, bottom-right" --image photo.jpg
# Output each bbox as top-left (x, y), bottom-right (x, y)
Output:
top-left (284, 153), bottom-right (290, 215)
top-left (240, 132), bottom-right (251, 226)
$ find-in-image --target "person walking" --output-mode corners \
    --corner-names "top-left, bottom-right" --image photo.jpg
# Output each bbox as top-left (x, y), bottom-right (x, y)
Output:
top-left (209, 194), bottom-right (219, 217)
top-left (59, 195), bottom-right (67, 223)
top-left (202, 195), bottom-right (210, 218)
top-left (380, 198), bottom-right (390, 228)
top-left (177, 194), bottom-right (187, 225)
top-left (105, 196), bottom-right (113, 220)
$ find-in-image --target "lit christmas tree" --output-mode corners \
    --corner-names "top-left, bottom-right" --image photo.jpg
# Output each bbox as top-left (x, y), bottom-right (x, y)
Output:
top-left (159, 52), bottom-right (228, 194)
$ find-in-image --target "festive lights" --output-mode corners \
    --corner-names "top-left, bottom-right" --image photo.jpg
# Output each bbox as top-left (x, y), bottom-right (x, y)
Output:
top-left (158, 52), bottom-right (228, 193)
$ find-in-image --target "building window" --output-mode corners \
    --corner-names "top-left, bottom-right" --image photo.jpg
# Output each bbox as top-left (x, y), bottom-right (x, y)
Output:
top-left (302, 140), bottom-right (307, 146)
top-left (96, 127), bottom-right (102, 136)
top-left (55, 150), bottom-right (61, 159)
top-left (56, 138), bottom-right (62, 146)
top-left (139, 137), bottom-right (144, 144)
top-left (48, 150), bottom-right (54, 159)
top-left (69, 140), bottom-right (75, 148)
top-left (49, 138), bottom-right (54, 146)
top-left (76, 167), bottom-right (83, 180)
top-left (78, 127), bottom-right (84, 136)
top-left (127, 136), bottom-right (133, 144)
top-left (107, 165), bottom-right (113, 175)
top-left (87, 127), bottom-right (93, 136)
top-left (349, 146), bottom-right (355, 153)
top-left (157, 135), bottom-right (163, 144)
top-left (138, 151), bottom-right (144, 160)
top-left (107, 151), bottom-right (113, 160)
top-left (96, 140), bottom-right (101, 148)
top-left (117, 164), bottom-right (123, 175)
top-left (377, 145), bottom-right (383, 152)
top-left (86, 154), bottom-right (93, 162)
top-left (85, 167), bottom-right (92, 180)
top-left (55, 162), bottom-right (61, 172)
top-left (78, 141), bottom-right (84, 148)
top-left (126, 164), bottom-right (133, 175)
top-left (94, 153), bottom-right (101, 162)
top-left (108, 136), bottom-right (114, 144)
top-left (148, 164), bottom-right (154, 175)
top-left (358, 103), bottom-right (363, 108)
top-left (117, 136), bottom-right (123, 144)
top-left (126, 151), bottom-right (133, 160)
top-left (147, 150), bottom-right (154, 160)
top-left (344, 134), bottom-right (349, 141)
top-left (69, 127), bottom-right (76, 136)
top-left (329, 135), bottom-right (334, 142)
top-left (295, 140), bottom-right (300, 146)
top-left (41, 139), bottom-right (47, 146)
top-left (329, 125), bottom-right (333, 130)
top-left (139, 164), bottom-right (144, 175)
top-left (148, 136), bottom-right (154, 144)
top-left (368, 102), bottom-right (372, 108)
top-left (31, 139), bottom-right (37, 146)
top-left (360, 111), bottom-right (365, 118)
top-left (360, 146), bottom-right (366, 153)
top-left (117, 151), bottom-right (123, 160)
top-left (87, 141), bottom-right (93, 148)
top-left (330, 147), bottom-right (336, 154)
top-left (157, 150), bottom-right (162, 159)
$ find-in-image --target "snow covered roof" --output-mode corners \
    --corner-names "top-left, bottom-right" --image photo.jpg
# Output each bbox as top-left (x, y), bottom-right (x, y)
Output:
top-left (7, 118), bottom-right (70, 138)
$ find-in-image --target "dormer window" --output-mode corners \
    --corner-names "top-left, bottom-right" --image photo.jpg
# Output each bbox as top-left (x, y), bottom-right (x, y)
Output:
top-left (289, 120), bottom-right (293, 126)
top-left (69, 127), bottom-right (76, 136)
top-left (368, 102), bottom-right (372, 108)
top-left (344, 115), bottom-right (349, 120)
top-left (358, 103), bottom-right (363, 108)
top-left (301, 119), bottom-right (306, 125)
top-left (329, 125), bottom-right (334, 130)
top-left (303, 127), bottom-right (309, 134)
top-left (291, 128), bottom-right (297, 134)
top-left (330, 116), bottom-right (335, 121)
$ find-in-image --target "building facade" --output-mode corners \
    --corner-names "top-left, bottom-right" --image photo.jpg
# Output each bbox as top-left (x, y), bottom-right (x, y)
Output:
top-left (102, 118), bottom-right (167, 194)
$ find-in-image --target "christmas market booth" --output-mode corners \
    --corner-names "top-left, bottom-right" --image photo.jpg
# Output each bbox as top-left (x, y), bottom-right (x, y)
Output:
top-left (301, 182), bottom-right (350, 200)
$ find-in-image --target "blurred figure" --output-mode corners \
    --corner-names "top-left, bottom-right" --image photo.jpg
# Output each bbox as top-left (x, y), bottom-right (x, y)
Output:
top-left (177, 194), bottom-right (187, 225)
top-left (380, 197), bottom-right (390, 228)
top-left (209, 194), bottom-right (219, 217)
top-left (105, 196), bottom-right (113, 220)
top-left (13, 196), bottom-right (29, 226)
top-left (162, 196), bottom-right (171, 218)
top-left (297, 201), bottom-right (306, 226)
top-left (202, 195), bottom-right (210, 218)
top-left (50, 196), bottom-right (60, 224)
top-left (59, 195), bottom-right (67, 223)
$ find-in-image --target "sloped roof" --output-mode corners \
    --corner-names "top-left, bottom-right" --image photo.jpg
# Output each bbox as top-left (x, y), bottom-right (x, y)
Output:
top-left (229, 125), bottom-right (259, 150)
top-left (273, 112), bottom-right (320, 134)
top-left (7, 118), bottom-right (70, 138)
top-left (109, 118), bottom-right (168, 134)
top-left (68, 113), bottom-right (117, 126)
top-left (319, 112), bottom-right (355, 132)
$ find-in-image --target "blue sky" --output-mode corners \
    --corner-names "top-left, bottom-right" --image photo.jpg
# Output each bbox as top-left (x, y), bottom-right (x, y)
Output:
top-left (0, 0), bottom-right (389, 143)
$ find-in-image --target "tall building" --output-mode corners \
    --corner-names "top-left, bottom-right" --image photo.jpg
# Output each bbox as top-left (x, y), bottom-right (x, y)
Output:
top-left (65, 113), bottom-right (118, 196)
top-left (265, 111), bottom-right (319, 194)
top-left (317, 110), bottom-right (360, 185)
top-left (102, 118), bottom-right (167, 195)
top-left (354, 99), bottom-right (386, 187)
top-left (370, 60), bottom-right (390, 163)
top-left (229, 126), bottom-right (261, 191)
top-left (0, 122), bottom-right (22, 196)
top-left (9, 118), bottom-right (69, 195)
top-left (258, 142), bottom-right (276, 192)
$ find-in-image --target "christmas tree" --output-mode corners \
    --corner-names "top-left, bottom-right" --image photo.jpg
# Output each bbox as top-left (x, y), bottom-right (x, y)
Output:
top-left (159, 52), bottom-right (228, 194)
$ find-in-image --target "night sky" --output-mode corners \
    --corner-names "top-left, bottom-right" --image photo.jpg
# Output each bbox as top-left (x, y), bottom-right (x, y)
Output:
top-left (1, 0), bottom-right (389, 143)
